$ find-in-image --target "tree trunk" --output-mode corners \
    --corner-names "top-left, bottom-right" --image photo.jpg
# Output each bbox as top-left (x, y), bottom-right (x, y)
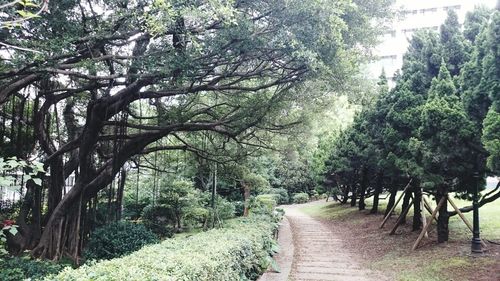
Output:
top-left (341, 185), bottom-right (349, 204)
top-left (47, 157), bottom-right (64, 221)
top-left (115, 168), bottom-right (126, 221)
top-left (11, 180), bottom-right (42, 253)
top-left (371, 171), bottom-right (383, 214)
top-left (385, 185), bottom-right (398, 217)
top-left (436, 185), bottom-right (449, 243)
top-left (400, 188), bottom-right (412, 224)
top-left (412, 183), bottom-right (423, 231)
top-left (359, 168), bottom-right (368, 211)
top-left (350, 185), bottom-right (357, 207)
top-left (243, 183), bottom-right (251, 217)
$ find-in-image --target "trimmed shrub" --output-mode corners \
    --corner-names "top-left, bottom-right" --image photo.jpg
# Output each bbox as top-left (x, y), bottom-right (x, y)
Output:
top-left (292, 193), bottom-right (309, 204)
top-left (84, 221), bottom-right (159, 260)
top-left (49, 217), bottom-right (278, 281)
top-left (254, 194), bottom-right (278, 215)
top-left (268, 188), bottom-right (290, 204)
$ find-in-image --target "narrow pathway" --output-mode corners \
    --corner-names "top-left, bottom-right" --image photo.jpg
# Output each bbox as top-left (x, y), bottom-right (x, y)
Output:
top-left (260, 202), bottom-right (387, 281)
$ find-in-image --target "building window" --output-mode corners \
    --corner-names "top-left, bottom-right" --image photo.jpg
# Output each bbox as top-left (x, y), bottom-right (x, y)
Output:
top-left (444, 5), bottom-right (461, 11)
top-left (403, 10), bottom-right (418, 16)
top-left (381, 55), bottom-right (397, 60)
top-left (385, 30), bottom-right (396, 38)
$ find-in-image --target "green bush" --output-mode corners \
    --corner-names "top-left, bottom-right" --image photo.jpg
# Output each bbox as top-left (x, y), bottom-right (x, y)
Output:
top-left (141, 205), bottom-right (175, 238)
top-left (310, 190), bottom-right (319, 200)
top-left (250, 195), bottom-right (277, 216)
top-left (0, 256), bottom-right (67, 281)
top-left (233, 201), bottom-right (245, 216)
top-left (292, 193), bottom-right (309, 204)
top-left (268, 188), bottom-right (290, 204)
top-left (84, 221), bottom-right (159, 261)
top-left (49, 216), bottom-right (278, 281)
top-left (183, 206), bottom-right (209, 229)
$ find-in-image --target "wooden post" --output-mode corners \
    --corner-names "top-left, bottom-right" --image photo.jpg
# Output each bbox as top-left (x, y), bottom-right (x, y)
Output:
top-left (421, 194), bottom-right (428, 238)
top-left (412, 196), bottom-right (446, 251)
top-left (389, 197), bottom-right (414, 235)
top-left (422, 196), bottom-right (438, 223)
top-left (447, 197), bottom-right (487, 248)
top-left (380, 179), bottom-right (413, 228)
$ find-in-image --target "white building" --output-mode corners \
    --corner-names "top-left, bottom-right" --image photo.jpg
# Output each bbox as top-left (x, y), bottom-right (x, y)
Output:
top-left (368, 0), bottom-right (497, 86)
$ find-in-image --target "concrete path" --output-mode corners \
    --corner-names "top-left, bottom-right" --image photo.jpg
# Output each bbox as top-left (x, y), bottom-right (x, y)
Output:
top-left (260, 203), bottom-right (387, 281)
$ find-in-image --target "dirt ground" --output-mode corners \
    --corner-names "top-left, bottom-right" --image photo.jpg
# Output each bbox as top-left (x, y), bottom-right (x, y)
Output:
top-left (307, 201), bottom-right (500, 281)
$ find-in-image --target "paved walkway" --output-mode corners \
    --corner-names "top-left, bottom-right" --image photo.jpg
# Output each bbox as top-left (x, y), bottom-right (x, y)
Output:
top-left (260, 203), bottom-right (387, 281)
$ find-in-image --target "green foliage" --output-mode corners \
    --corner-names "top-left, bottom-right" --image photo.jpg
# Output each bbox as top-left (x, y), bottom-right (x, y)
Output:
top-left (440, 10), bottom-right (469, 76)
top-left (0, 157), bottom-right (45, 187)
top-left (243, 173), bottom-right (271, 194)
top-left (50, 217), bottom-right (278, 281)
top-left (253, 195), bottom-right (278, 215)
top-left (84, 222), bottom-right (159, 261)
top-left (0, 256), bottom-right (67, 281)
top-left (0, 224), bottom-right (18, 257)
top-left (213, 197), bottom-right (236, 220)
top-left (268, 188), bottom-right (290, 204)
top-left (141, 205), bottom-right (175, 238)
top-left (292, 193), bottom-right (310, 204)
top-left (415, 65), bottom-right (476, 191)
top-left (482, 108), bottom-right (500, 174)
top-left (464, 5), bottom-right (492, 42)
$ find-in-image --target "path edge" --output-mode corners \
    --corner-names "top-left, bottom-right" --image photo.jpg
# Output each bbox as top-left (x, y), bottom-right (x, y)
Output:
top-left (258, 215), bottom-right (294, 281)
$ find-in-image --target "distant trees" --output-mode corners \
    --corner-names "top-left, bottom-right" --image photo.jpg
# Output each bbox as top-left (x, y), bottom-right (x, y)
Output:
top-left (325, 7), bottom-right (500, 244)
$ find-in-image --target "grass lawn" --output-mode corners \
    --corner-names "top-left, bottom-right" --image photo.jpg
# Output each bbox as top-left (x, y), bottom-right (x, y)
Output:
top-left (300, 192), bottom-right (500, 281)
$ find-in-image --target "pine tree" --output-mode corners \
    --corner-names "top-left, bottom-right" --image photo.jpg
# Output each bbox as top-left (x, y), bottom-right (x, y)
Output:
top-left (481, 11), bottom-right (500, 174)
top-left (440, 10), bottom-right (470, 77)
top-left (416, 63), bottom-right (477, 242)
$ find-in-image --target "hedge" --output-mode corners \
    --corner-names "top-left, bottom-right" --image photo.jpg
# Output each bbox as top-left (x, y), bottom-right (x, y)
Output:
top-left (84, 221), bottom-right (159, 260)
top-left (46, 216), bottom-right (278, 281)
top-left (292, 193), bottom-right (309, 204)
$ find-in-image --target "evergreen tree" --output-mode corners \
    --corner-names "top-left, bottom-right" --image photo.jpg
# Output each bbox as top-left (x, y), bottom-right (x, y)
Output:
top-left (415, 63), bottom-right (477, 242)
top-left (440, 10), bottom-right (470, 77)
top-left (481, 11), bottom-right (500, 174)
top-left (464, 6), bottom-right (493, 43)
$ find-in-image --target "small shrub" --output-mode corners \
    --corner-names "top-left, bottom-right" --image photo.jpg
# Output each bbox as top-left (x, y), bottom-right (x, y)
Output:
top-left (142, 221), bottom-right (174, 238)
top-left (233, 201), bottom-right (245, 216)
top-left (268, 188), bottom-right (290, 204)
top-left (183, 206), bottom-right (209, 229)
top-left (141, 205), bottom-right (175, 237)
top-left (0, 256), bottom-right (67, 280)
top-left (251, 195), bottom-right (277, 215)
top-left (216, 198), bottom-right (236, 220)
top-left (292, 193), bottom-right (309, 204)
top-left (310, 190), bottom-right (319, 200)
top-left (84, 221), bottom-right (159, 260)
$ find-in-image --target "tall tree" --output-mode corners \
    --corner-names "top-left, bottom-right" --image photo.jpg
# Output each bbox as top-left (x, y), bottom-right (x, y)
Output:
top-left (413, 63), bottom-right (477, 242)
top-left (440, 10), bottom-right (470, 77)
